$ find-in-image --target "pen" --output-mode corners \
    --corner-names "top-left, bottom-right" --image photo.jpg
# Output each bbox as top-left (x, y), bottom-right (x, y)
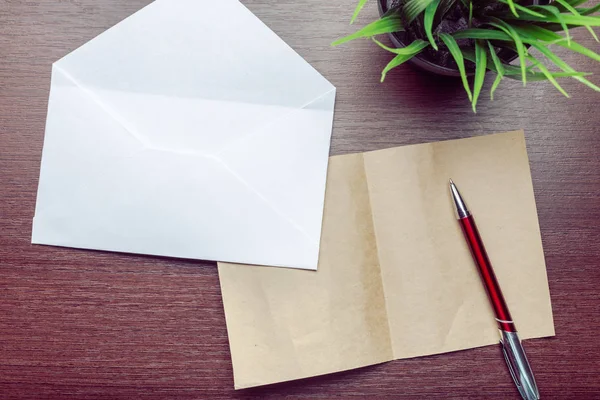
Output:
top-left (449, 179), bottom-right (540, 400)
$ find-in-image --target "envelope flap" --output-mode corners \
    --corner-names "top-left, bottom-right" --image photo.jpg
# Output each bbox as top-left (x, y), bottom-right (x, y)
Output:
top-left (55, 0), bottom-right (334, 154)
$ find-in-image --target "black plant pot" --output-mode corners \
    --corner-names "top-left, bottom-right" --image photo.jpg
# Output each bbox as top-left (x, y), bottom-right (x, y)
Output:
top-left (377, 0), bottom-right (546, 77)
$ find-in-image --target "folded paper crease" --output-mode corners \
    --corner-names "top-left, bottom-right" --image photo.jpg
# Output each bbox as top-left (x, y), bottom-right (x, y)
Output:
top-left (218, 131), bottom-right (555, 389)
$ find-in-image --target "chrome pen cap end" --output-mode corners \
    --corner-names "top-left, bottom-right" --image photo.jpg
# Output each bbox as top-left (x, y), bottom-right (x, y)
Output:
top-left (501, 331), bottom-right (540, 400)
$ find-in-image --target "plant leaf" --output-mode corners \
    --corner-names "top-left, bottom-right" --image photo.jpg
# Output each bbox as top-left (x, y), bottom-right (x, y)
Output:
top-left (565, 0), bottom-right (590, 7)
top-left (531, 5), bottom-right (571, 44)
top-left (453, 28), bottom-right (512, 41)
top-left (489, 19), bottom-right (528, 85)
top-left (508, 12), bottom-right (600, 26)
top-left (487, 41), bottom-right (505, 100)
top-left (550, 39), bottom-right (600, 61)
top-left (472, 40), bottom-right (487, 112)
top-left (373, 39), bottom-right (430, 81)
top-left (439, 33), bottom-right (473, 101)
top-left (469, 2), bottom-right (474, 28)
top-left (527, 55), bottom-right (570, 97)
top-left (509, 24), bottom-right (563, 41)
top-left (463, 50), bottom-right (588, 81)
top-left (511, 25), bottom-right (600, 63)
top-left (332, 14), bottom-right (404, 46)
top-left (373, 38), bottom-right (430, 54)
top-left (531, 43), bottom-right (600, 92)
top-left (496, 0), bottom-right (546, 17)
top-left (555, 0), bottom-right (598, 42)
top-left (578, 3), bottom-right (600, 15)
top-left (351, 0), bottom-right (369, 24)
top-left (542, 23), bottom-right (579, 32)
top-left (404, 0), bottom-right (435, 24)
top-left (380, 54), bottom-right (418, 81)
top-left (437, 0), bottom-right (458, 23)
top-left (505, 0), bottom-right (519, 17)
top-left (424, 0), bottom-right (442, 50)
top-left (556, 0), bottom-right (588, 17)
top-left (454, 24), bottom-right (600, 65)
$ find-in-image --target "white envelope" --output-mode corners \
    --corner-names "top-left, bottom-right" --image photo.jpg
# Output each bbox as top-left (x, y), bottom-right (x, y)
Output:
top-left (32, 0), bottom-right (336, 270)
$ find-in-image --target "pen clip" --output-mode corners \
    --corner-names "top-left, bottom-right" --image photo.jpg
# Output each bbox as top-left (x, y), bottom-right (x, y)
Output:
top-left (500, 337), bottom-right (525, 397)
top-left (499, 330), bottom-right (540, 400)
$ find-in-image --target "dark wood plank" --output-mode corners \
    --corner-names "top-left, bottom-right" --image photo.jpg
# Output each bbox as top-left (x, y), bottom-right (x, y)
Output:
top-left (1, 0), bottom-right (599, 398)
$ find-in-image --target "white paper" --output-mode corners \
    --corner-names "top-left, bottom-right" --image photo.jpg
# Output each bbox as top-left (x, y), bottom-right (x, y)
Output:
top-left (32, 0), bottom-right (336, 270)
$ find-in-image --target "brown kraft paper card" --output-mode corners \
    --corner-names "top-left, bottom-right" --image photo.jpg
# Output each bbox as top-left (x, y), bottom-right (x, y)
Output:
top-left (218, 130), bottom-right (555, 389)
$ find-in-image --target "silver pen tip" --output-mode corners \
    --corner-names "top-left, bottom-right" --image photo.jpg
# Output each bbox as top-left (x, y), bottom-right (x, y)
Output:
top-left (449, 178), bottom-right (470, 218)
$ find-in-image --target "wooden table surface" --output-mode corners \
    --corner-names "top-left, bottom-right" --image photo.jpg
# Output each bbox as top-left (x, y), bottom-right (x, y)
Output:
top-left (1, 0), bottom-right (599, 398)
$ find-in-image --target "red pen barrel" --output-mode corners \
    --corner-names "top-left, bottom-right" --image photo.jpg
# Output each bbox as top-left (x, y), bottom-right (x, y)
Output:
top-left (458, 215), bottom-right (516, 333)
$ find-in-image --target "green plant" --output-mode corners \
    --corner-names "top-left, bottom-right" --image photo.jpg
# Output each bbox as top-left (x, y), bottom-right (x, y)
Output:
top-left (333, 0), bottom-right (600, 112)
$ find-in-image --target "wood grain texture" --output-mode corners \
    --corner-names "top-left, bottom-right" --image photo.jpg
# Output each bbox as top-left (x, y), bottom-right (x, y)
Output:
top-left (0, 0), bottom-right (599, 398)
